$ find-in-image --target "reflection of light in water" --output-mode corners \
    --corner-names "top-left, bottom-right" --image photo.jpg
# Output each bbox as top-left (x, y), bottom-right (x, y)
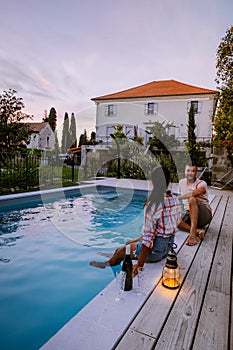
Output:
top-left (0, 190), bottom-right (146, 254)
top-left (40, 190), bottom-right (145, 248)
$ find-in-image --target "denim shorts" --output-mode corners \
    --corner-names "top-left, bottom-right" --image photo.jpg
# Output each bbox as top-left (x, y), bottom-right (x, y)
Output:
top-left (135, 235), bottom-right (175, 263)
top-left (182, 202), bottom-right (212, 228)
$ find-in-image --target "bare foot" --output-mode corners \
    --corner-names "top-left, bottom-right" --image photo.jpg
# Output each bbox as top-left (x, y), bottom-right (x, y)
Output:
top-left (196, 229), bottom-right (205, 240)
top-left (89, 261), bottom-right (109, 269)
top-left (186, 236), bottom-right (198, 246)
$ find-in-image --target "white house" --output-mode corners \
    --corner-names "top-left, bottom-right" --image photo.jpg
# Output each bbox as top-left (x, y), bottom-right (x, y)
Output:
top-left (91, 80), bottom-right (218, 145)
top-left (27, 122), bottom-right (55, 149)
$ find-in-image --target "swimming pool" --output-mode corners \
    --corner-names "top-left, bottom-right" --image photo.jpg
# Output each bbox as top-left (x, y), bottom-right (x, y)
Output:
top-left (0, 186), bottom-right (147, 350)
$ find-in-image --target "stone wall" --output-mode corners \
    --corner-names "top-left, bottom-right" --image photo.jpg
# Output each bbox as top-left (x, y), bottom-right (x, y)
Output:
top-left (211, 146), bottom-right (232, 182)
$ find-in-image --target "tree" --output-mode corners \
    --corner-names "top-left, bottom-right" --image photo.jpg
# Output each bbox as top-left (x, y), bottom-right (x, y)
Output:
top-left (112, 124), bottom-right (128, 139)
top-left (54, 131), bottom-right (60, 154)
top-left (149, 121), bottom-right (177, 150)
top-left (79, 129), bottom-right (88, 146)
top-left (186, 104), bottom-right (205, 165)
top-left (61, 112), bottom-right (70, 153)
top-left (69, 112), bottom-right (77, 148)
top-left (216, 26), bottom-right (233, 90)
top-left (214, 25), bottom-right (233, 165)
top-left (0, 89), bottom-right (31, 149)
top-left (90, 131), bottom-right (96, 144)
top-left (47, 107), bottom-right (57, 131)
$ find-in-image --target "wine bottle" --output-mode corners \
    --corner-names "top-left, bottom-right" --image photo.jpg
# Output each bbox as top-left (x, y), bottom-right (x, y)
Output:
top-left (122, 244), bottom-right (133, 291)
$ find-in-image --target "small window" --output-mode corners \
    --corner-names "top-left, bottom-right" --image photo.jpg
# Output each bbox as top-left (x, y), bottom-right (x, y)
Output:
top-left (187, 101), bottom-right (201, 114)
top-left (105, 104), bottom-right (116, 116)
top-left (145, 102), bottom-right (158, 115)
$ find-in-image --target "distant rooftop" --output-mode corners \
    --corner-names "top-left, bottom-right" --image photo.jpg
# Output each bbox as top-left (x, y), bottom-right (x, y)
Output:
top-left (26, 122), bottom-right (48, 133)
top-left (91, 79), bottom-right (217, 101)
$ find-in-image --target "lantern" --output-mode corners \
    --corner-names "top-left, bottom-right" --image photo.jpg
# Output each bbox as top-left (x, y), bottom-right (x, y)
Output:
top-left (162, 243), bottom-right (180, 289)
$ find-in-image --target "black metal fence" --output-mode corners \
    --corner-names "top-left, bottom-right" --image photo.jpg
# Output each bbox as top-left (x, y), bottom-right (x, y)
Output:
top-left (0, 152), bottom-right (41, 193)
top-left (0, 151), bottom-right (81, 195)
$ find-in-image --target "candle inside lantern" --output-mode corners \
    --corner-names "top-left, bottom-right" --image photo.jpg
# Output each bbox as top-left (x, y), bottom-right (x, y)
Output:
top-left (162, 243), bottom-right (180, 289)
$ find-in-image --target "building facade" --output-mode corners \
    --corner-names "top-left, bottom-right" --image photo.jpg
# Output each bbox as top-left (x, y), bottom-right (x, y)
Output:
top-left (91, 80), bottom-right (218, 145)
top-left (27, 122), bottom-right (55, 149)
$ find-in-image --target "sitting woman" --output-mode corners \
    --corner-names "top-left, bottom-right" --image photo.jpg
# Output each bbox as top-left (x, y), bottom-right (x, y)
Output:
top-left (90, 166), bottom-right (182, 276)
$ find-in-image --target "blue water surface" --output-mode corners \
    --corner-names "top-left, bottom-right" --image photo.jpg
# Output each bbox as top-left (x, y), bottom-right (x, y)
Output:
top-left (0, 189), bottom-right (146, 350)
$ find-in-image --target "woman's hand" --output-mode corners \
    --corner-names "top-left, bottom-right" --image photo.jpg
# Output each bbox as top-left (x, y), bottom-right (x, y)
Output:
top-left (133, 263), bottom-right (141, 277)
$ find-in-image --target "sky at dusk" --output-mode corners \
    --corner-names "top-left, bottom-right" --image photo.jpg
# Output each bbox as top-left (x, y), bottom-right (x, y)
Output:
top-left (0, 0), bottom-right (232, 140)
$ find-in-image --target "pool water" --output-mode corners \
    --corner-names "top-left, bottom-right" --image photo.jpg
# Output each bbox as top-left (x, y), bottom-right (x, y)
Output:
top-left (0, 188), bottom-right (147, 350)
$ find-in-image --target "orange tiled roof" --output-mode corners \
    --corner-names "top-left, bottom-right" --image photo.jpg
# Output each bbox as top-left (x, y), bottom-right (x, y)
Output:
top-left (91, 80), bottom-right (216, 101)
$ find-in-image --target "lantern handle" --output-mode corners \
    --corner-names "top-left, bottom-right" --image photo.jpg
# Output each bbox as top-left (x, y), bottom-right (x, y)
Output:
top-left (168, 242), bottom-right (177, 252)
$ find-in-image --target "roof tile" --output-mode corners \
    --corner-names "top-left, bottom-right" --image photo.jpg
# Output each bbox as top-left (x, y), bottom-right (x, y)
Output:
top-left (92, 79), bottom-right (216, 100)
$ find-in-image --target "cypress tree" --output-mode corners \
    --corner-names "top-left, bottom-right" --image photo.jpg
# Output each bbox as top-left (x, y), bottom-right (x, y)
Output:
top-left (61, 112), bottom-right (69, 153)
top-left (69, 112), bottom-right (77, 148)
top-left (47, 107), bottom-right (57, 131)
top-left (187, 104), bottom-right (202, 165)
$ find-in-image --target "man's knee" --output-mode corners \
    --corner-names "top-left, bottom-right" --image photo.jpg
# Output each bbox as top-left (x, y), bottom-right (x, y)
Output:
top-left (189, 197), bottom-right (199, 206)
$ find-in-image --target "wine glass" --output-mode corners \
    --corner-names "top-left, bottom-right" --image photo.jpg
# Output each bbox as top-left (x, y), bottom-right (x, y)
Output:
top-left (134, 267), bottom-right (146, 296)
top-left (115, 271), bottom-right (126, 303)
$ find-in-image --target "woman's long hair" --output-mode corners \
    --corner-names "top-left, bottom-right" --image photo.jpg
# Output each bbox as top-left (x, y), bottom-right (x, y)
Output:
top-left (145, 166), bottom-right (170, 212)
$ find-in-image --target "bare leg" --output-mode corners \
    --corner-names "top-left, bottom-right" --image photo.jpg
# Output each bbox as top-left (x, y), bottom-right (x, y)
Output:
top-left (97, 252), bottom-right (113, 258)
top-left (178, 220), bottom-right (205, 244)
top-left (188, 197), bottom-right (200, 245)
top-left (90, 242), bottom-right (138, 269)
top-left (178, 198), bottom-right (205, 246)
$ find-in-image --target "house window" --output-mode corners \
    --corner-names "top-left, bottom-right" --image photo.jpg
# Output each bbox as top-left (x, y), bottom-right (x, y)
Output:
top-left (187, 101), bottom-right (202, 113)
top-left (145, 102), bottom-right (158, 115)
top-left (47, 136), bottom-right (50, 147)
top-left (105, 104), bottom-right (116, 116)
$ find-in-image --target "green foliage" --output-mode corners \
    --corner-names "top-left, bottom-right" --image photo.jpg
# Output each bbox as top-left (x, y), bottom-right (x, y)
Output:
top-left (186, 104), bottom-right (206, 166)
top-left (47, 107), bottom-right (57, 131)
top-left (0, 152), bottom-right (40, 192)
top-left (0, 89), bottom-right (31, 149)
top-left (111, 124), bottom-right (128, 139)
top-left (148, 121), bottom-right (177, 150)
top-left (70, 113), bottom-right (77, 148)
top-left (214, 25), bottom-right (233, 166)
top-left (216, 26), bottom-right (233, 89)
top-left (79, 129), bottom-right (88, 146)
top-left (61, 112), bottom-right (71, 153)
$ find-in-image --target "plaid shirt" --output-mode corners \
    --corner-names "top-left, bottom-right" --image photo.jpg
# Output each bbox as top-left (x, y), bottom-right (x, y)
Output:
top-left (142, 193), bottom-right (182, 249)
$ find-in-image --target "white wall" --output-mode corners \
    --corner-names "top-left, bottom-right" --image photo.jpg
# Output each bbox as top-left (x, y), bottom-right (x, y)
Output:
top-left (95, 94), bottom-right (216, 143)
top-left (27, 124), bottom-right (55, 149)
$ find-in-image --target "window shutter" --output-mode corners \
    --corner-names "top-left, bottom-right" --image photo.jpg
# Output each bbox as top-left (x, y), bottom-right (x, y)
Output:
top-left (187, 101), bottom-right (191, 112)
top-left (105, 105), bottom-right (108, 116)
top-left (198, 101), bottom-right (202, 113)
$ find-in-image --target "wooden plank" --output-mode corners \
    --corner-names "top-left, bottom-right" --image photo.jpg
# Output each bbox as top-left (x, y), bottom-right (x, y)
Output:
top-left (193, 195), bottom-right (233, 350)
top-left (115, 194), bottom-right (223, 349)
top-left (205, 195), bottom-right (232, 294)
top-left (153, 195), bottom-right (228, 350)
top-left (113, 329), bottom-right (155, 349)
top-left (193, 291), bottom-right (230, 350)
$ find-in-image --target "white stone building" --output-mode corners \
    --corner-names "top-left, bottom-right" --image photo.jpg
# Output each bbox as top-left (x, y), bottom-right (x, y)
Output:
top-left (91, 80), bottom-right (218, 145)
top-left (27, 122), bottom-right (55, 149)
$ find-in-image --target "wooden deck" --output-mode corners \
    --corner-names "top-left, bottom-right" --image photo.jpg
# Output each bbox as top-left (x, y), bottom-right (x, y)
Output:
top-left (114, 188), bottom-right (233, 350)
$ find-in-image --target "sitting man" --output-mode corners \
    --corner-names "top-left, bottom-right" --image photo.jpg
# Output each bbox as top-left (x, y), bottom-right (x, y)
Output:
top-left (178, 164), bottom-right (212, 246)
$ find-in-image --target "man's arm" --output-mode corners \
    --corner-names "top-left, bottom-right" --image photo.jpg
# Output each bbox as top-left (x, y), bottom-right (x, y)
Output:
top-left (177, 186), bottom-right (206, 200)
